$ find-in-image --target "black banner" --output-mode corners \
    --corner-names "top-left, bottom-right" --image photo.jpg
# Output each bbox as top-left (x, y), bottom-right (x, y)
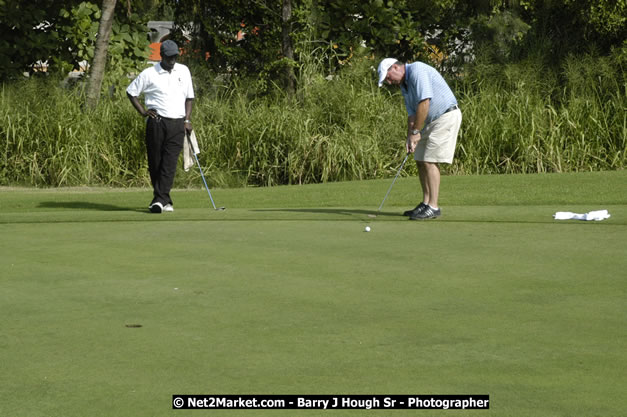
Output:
top-left (172, 395), bottom-right (489, 410)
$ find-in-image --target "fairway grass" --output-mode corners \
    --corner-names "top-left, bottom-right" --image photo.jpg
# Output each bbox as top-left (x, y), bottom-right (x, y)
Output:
top-left (1, 171), bottom-right (626, 417)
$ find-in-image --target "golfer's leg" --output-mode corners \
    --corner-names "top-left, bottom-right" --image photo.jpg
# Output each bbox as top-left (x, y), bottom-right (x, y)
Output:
top-left (423, 162), bottom-right (441, 208)
top-left (417, 161), bottom-right (430, 204)
top-left (158, 120), bottom-right (185, 205)
top-left (145, 118), bottom-right (164, 204)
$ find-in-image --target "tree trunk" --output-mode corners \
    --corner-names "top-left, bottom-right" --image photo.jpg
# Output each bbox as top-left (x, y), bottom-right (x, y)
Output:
top-left (281, 0), bottom-right (295, 96)
top-left (85, 0), bottom-right (117, 110)
top-left (310, 0), bottom-right (319, 38)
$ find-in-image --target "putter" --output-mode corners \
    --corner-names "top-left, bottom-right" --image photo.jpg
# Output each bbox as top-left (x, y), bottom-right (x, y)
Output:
top-left (187, 134), bottom-right (225, 211)
top-left (371, 152), bottom-right (410, 216)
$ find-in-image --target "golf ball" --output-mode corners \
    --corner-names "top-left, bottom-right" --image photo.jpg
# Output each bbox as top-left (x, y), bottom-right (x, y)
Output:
top-left (365, 226), bottom-right (371, 232)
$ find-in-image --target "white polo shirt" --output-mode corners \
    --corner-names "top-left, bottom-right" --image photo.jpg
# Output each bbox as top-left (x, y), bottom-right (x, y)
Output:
top-left (126, 62), bottom-right (194, 119)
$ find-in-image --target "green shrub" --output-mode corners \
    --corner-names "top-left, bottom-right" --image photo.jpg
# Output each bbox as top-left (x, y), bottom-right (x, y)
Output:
top-left (0, 79), bottom-right (147, 187)
top-left (453, 49), bottom-right (625, 174)
top-left (1, 49), bottom-right (624, 188)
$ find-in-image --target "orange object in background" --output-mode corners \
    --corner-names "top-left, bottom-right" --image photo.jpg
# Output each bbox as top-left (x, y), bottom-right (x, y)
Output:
top-left (148, 42), bottom-right (162, 61)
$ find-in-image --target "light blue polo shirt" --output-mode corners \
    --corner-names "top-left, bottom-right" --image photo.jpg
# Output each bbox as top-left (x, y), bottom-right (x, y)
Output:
top-left (400, 62), bottom-right (457, 128)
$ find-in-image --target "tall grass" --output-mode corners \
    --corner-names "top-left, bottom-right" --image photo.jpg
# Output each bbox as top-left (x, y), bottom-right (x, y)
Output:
top-left (453, 51), bottom-right (626, 174)
top-left (1, 79), bottom-right (148, 187)
top-left (1, 49), bottom-right (624, 188)
top-left (188, 55), bottom-right (408, 187)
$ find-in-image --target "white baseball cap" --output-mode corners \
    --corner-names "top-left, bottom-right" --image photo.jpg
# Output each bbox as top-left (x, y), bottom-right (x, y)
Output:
top-left (377, 58), bottom-right (398, 87)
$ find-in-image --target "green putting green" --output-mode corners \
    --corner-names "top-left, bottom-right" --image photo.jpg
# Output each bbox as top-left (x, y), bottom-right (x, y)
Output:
top-left (1, 171), bottom-right (626, 417)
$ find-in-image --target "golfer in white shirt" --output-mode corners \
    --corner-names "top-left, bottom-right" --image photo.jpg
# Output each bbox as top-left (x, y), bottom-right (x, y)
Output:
top-left (127, 40), bottom-right (195, 213)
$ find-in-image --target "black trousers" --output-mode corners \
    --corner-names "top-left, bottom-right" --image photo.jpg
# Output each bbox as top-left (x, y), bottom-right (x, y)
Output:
top-left (145, 117), bottom-right (184, 206)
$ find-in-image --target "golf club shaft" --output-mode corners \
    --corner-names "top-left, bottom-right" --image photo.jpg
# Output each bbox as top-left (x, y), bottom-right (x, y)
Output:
top-left (378, 152), bottom-right (410, 211)
top-left (188, 135), bottom-right (218, 210)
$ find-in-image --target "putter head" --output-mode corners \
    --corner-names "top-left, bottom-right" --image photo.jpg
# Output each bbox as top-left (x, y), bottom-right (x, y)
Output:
top-left (367, 214), bottom-right (377, 218)
top-left (216, 207), bottom-right (226, 211)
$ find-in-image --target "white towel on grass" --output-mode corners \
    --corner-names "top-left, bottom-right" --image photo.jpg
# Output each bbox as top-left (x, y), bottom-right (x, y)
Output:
top-left (183, 130), bottom-right (200, 172)
top-left (553, 210), bottom-right (611, 221)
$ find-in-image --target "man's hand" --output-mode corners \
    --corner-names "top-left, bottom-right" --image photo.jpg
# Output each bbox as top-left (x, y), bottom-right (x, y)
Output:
top-left (127, 93), bottom-right (157, 119)
top-left (143, 109), bottom-right (158, 118)
top-left (406, 132), bottom-right (420, 153)
top-left (184, 121), bottom-right (193, 135)
top-left (405, 98), bottom-right (429, 153)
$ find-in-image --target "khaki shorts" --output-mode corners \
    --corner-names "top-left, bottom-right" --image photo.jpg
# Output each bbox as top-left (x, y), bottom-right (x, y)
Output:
top-left (414, 109), bottom-right (462, 164)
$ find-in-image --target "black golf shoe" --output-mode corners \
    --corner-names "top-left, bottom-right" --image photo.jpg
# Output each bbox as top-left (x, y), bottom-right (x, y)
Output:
top-left (409, 206), bottom-right (441, 220)
top-left (403, 202), bottom-right (427, 217)
top-left (149, 202), bottom-right (163, 213)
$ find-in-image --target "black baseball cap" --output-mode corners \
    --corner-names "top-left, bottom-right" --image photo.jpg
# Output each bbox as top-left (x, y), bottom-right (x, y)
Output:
top-left (160, 40), bottom-right (179, 57)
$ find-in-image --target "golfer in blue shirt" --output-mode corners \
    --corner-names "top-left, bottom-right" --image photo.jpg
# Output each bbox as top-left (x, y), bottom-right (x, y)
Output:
top-left (378, 58), bottom-right (462, 220)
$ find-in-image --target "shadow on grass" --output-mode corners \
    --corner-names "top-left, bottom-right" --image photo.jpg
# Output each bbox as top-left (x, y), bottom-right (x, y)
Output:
top-left (251, 208), bottom-right (623, 225)
top-left (38, 201), bottom-right (146, 213)
top-left (252, 208), bottom-right (401, 218)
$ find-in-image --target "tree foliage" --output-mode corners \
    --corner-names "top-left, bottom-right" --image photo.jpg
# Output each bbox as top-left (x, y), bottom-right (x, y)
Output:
top-left (170, 0), bottom-right (626, 81)
top-left (1, 0), bottom-right (625, 92)
top-left (0, 0), bottom-right (152, 83)
top-left (0, 0), bottom-right (80, 79)
top-left (171, 0), bottom-right (283, 74)
top-left (529, 0), bottom-right (627, 55)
